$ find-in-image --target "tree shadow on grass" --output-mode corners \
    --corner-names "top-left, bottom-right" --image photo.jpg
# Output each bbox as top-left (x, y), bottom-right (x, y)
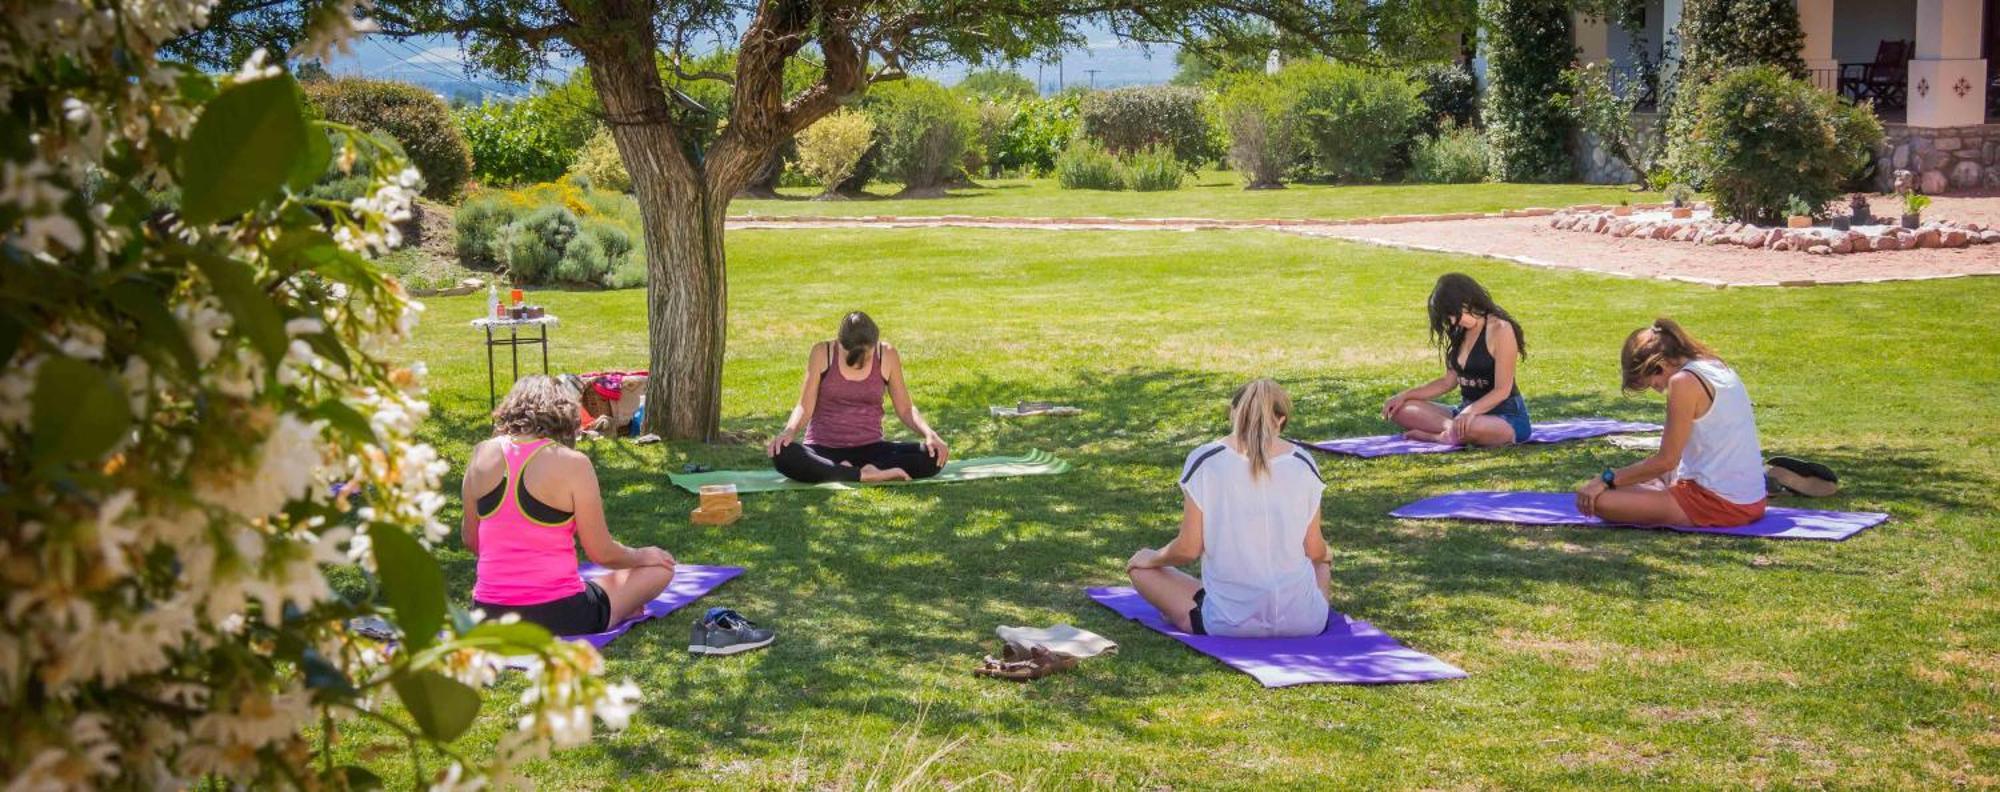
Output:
top-left (421, 366), bottom-right (1985, 773)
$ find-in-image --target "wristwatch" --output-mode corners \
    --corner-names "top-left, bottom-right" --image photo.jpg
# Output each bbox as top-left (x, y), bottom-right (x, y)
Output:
top-left (1600, 468), bottom-right (1617, 489)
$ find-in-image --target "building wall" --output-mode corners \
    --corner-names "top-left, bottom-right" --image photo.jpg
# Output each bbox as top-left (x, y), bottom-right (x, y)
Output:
top-left (1876, 124), bottom-right (2000, 192)
top-left (1834, 0), bottom-right (1917, 64)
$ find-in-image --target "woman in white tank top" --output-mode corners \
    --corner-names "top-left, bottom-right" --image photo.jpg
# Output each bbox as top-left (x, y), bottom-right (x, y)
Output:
top-left (1575, 319), bottom-right (1768, 528)
top-left (1124, 379), bottom-right (1333, 637)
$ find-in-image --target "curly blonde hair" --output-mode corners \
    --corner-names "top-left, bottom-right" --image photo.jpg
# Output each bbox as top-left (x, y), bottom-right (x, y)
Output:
top-left (492, 375), bottom-right (580, 443)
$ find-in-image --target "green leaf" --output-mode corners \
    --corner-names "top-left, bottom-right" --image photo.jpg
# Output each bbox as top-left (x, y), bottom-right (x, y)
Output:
top-left (302, 330), bottom-right (353, 373)
top-left (107, 279), bottom-right (199, 374)
top-left (271, 228), bottom-right (375, 288)
top-left (391, 670), bottom-right (481, 743)
top-left (31, 356), bottom-right (133, 469)
top-left (461, 620), bottom-right (554, 655)
top-left (190, 250), bottom-right (288, 366)
top-left (312, 398), bottom-right (374, 444)
top-left (290, 126), bottom-right (333, 193)
top-left (367, 524), bottom-right (445, 651)
top-left (179, 75), bottom-right (309, 225)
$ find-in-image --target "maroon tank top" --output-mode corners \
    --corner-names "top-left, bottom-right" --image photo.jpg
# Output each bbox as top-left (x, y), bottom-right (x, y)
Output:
top-left (804, 341), bottom-right (885, 448)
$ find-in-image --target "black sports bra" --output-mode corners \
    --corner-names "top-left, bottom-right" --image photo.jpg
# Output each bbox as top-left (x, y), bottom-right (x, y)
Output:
top-left (474, 472), bottom-right (574, 524)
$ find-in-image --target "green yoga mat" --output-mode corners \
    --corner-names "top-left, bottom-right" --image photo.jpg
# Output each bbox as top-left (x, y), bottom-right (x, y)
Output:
top-left (669, 450), bottom-right (1070, 494)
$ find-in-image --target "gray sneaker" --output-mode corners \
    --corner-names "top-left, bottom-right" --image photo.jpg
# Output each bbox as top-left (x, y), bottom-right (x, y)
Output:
top-left (689, 608), bottom-right (775, 656)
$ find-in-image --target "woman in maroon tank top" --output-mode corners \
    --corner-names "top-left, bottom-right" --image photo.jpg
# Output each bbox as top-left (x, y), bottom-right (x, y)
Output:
top-left (767, 312), bottom-right (950, 483)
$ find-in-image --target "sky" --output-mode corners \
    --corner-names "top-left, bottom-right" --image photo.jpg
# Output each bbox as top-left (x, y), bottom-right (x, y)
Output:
top-left (321, 24), bottom-right (1181, 102)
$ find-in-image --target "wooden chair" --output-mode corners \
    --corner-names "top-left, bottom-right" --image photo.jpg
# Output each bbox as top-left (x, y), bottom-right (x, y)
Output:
top-left (1841, 40), bottom-right (1911, 109)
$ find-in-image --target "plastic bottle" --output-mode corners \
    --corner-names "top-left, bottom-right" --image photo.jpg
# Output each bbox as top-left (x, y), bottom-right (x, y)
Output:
top-left (487, 283), bottom-right (501, 319)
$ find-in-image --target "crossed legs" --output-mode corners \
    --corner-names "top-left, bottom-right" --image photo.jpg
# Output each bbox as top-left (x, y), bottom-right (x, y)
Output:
top-left (1127, 561), bottom-right (1332, 634)
top-left (597, 565), bottom-right (674, 626)
top-left (1389, 401), bottom-right (1518, 447)
top-left (1582, 476), bottom-right (1693, 527)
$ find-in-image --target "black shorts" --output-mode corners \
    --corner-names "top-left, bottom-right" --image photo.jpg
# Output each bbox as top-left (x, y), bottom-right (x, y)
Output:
top-left (1188, 588), bottom-right (1209, 635)
top-left (475, 581), bottom-right (611, 635)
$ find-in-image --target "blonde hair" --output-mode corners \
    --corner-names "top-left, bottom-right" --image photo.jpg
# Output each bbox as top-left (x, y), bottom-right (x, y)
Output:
top-left (1229, 378), bottom-right (1293, 479)
top-left (492, 375), bottom-right (581, 443)
top-left (1620, 317), bottom-right (1717, 392)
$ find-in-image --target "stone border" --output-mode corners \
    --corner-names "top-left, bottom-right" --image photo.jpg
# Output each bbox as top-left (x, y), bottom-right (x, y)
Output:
top-left (1550, 207), bottom-right (1998, 253)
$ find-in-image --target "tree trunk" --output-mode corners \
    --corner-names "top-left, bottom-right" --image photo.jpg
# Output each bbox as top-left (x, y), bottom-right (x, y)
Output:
top-left (574, 13), bottom-right (727, 441)
top-left (735, 149), bottom-right (784, 199)
top-left (633, 180), bottom-right (728, 442)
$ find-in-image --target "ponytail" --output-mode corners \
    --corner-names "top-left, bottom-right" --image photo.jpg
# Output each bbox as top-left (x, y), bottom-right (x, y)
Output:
top-left (1620, 317), bottom-right (1716, 391)
top-left (1229, 378), bottom-right (1294, 479)
top-left (837, 311), bottom-right (879, 368)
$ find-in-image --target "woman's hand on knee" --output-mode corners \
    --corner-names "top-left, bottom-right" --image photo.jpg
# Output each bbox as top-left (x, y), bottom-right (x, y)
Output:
top-left (766, 430), bottom-right (795, 457)
top-left (1574, 478), bottom-right (1606, 516)
top-left (1126, 547), bottom-right (1163, 571)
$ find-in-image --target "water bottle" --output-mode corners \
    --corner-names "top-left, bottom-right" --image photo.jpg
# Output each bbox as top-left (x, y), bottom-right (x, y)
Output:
top-left (487, 282), bottom-right (501, 319)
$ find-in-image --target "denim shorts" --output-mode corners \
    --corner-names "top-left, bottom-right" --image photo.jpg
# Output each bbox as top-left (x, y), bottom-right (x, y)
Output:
top-left (1455, 393), bottom-right (1533, 444)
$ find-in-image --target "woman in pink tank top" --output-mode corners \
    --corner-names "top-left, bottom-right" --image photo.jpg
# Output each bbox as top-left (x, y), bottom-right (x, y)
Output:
top-left (463, 376), bottom-right (676, 635)
top-left (767, 312), bottom-right (950, 483)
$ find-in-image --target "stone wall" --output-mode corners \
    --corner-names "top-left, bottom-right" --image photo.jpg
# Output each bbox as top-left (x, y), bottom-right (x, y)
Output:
top-left (1573, 112), bottom-right (1662, 185)
top-left (1875, 123), bottom-right (2000, 194)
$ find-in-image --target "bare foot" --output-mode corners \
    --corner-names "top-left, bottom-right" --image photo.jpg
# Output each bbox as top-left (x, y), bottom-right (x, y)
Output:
top-left (1404, 429), bottom-right (1449, 444)
top-left (857, 464), bottom-right (911, 483)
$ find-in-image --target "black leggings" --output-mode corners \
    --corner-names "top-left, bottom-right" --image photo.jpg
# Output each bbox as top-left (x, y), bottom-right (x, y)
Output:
top-left (772, 441), bottom-right (943, 483)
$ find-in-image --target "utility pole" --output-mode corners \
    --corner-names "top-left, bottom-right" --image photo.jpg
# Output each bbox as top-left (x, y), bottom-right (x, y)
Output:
top-left (1084, 68), bottom-right (1100, 89)
top-left (1057, 55), bottom-right (1064, 91)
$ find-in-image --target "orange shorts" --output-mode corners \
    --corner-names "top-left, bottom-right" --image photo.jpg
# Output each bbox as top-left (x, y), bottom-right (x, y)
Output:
top-left (1669, 480), bottom-right (1767, 527)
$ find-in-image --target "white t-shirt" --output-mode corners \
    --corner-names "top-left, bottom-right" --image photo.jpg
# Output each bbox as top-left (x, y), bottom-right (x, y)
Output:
top-left (1675, 359), bottom-right (1766, 505)
top-left (1178, 440), bottom-right (1330, 638)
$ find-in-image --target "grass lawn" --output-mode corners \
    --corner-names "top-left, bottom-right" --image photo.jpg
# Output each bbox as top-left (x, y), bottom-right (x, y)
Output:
top-left (370, 226), bottom-right (1999, 788)
top-left (731, 170), bottom-right (1658, 221)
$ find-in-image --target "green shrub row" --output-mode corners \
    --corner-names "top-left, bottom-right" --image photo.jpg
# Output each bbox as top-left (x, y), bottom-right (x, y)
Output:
top-left (1054, 141), bottom-right (1187, 192)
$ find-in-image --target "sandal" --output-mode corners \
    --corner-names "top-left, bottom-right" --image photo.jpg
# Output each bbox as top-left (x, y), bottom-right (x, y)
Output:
top-left (973, 646), bottom-right (1078, 681)
top-left (1766, 456), bottom-right (1840, 498)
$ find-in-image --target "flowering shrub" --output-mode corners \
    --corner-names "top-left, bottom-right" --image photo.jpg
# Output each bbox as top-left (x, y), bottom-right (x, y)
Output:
top-left (567, 127), bottom-right (631, 193)
top-left (0, 2), bottom-right (630, 788)
top-left (796, 110), bottom-right (878, 196)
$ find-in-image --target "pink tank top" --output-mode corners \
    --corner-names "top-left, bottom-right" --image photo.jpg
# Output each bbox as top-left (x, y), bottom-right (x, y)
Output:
top-left (471, 438), bottom-right (585, 605)
top-left (804, 341), bottom-right (885, 448)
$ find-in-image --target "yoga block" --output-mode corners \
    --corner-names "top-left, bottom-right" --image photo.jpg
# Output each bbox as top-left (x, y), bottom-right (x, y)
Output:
top-left (691, 502), bottom-right (741, 526)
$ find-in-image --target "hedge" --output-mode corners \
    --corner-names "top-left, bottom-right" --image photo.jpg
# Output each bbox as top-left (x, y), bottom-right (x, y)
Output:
top-left (303, 78), bottom-right (472, 200)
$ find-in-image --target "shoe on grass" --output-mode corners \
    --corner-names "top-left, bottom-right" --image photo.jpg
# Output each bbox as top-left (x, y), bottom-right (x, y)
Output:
top-left (689, 607), bottom-right (775, 656)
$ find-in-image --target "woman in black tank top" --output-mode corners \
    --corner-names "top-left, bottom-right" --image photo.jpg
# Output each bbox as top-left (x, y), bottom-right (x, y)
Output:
top-left (1381, 273), bottom-right (1533, 446)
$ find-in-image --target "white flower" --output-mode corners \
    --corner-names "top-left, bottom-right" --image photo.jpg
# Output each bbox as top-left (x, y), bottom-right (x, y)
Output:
top-left (197, 413), bottom-right (325, 522)
top-left (594, 680), bottom-right (642, 730)
top-left (231, 48), bottom-right (281, 83)
top-left (430, 762), bottom-right (488, 792)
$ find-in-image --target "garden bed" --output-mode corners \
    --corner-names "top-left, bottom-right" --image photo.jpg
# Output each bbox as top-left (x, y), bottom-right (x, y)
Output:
top-left (1549, 207), bottom-right (1999, 254)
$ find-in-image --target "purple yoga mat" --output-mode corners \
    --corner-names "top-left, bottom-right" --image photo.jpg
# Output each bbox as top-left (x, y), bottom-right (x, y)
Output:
top-left (1085, 587), bottom-right (1466, 687)
top-left (1306, 418), bottom-right (1663, 458)
top-left (1390, 490), bottom-right (1886, 541)
top-left (565, 563), bottom-right (744, 648)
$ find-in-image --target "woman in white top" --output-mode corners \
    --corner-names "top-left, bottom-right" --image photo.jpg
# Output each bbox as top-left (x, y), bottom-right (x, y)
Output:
top-left (1575, 319), bottom-right (1768, 528)
top-left (1125, 379), bottom-right (1333, 637)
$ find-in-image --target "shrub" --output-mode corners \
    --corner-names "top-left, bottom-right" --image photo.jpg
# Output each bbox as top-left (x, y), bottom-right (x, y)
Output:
top-left (867, 79), bottom-right (976, 194)
top-left (453, 194), bottom-right (517, 270)
top-left (1080, 85), bottom-right (1217, 167)
top-left (1280, 60), bottom-right (1424, 182)
top-left (1409, 122), bottom-right (1492, 183)
top-left (1125, 145), bottom-right (1186, 191)
top-left (1412, 62), bottom-right (1479, 136)
top-left (550, 217), bottom-right (634, 285)
top-left (1662, 0), bottom-right (1811, 184)
top-left (303, 78), bottom-right (472, 199)
top-left (1216, 74), bottom-right (1301, 189)
top-left (1482, 0), bottom-right (1576, 182)
top-left (1691, 65), bottom-right (1883, 224)
top-left (567, 127), bottom-right (631, 192)
top-left (497, 205), bottom-right (578, 284)
top-left (1055, 139), bottom-right (1126, 190)
top-left (995, 94), bottom-right (1082, 176)
top-left (796, 109), bottom-right (878, 195)
top-left (607, 252), bottom-right (649, 289)
top-left (1563, 61), bottom-right (1661, 187)
top-left (956, 69), bottom-right (1038, 101)
top-left (456, 99), bottom-right (587, 186)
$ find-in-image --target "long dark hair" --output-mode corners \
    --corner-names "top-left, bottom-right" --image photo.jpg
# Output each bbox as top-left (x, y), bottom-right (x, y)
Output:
top-left (837, 311), bottom-right (879, 367)
top-left (1427, 273), bottom-right (1527, 370)
top-left (1620, 317), bottom-right (1715, 392)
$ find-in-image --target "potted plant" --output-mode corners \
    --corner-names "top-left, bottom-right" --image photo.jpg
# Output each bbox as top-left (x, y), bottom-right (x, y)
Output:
top-left (1902, 192), bottom-right (1930, 229)
top-left (1666, 184), bottom-right (1695, 218)
top-left (1613, 198), bottom-right (1632, 217)
top-left (1848, 193), bottom-right (1872, 226)
top-left (1785, 195), bottom-right (1813, 228)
